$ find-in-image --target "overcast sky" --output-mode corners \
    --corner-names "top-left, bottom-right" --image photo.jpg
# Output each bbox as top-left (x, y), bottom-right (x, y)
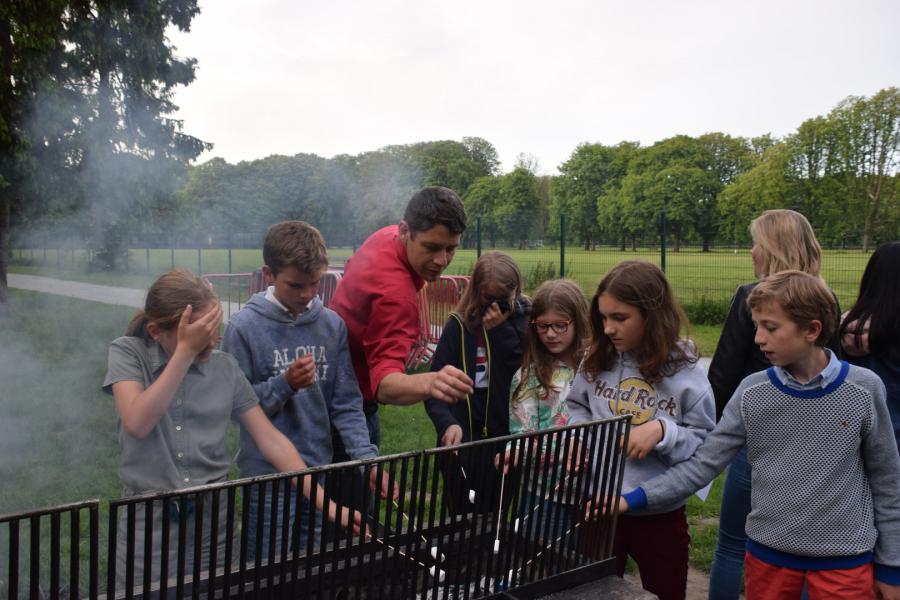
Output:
top-left (169, 0), bottom-right (900, 175)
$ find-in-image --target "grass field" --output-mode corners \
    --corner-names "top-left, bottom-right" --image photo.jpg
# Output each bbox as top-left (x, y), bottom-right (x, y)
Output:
top-left (10, 245), bottom-right (870, 312)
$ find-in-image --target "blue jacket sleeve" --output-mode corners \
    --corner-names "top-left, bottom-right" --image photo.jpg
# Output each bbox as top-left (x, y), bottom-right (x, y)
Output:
top-left (221, 322), bottom-right (294, 417)
top-left (327, 321), bottom-right (378, 460)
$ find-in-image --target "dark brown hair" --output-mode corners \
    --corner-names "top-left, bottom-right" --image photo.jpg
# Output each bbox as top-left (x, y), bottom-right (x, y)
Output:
top-left (748, 270), bottom-right (837, 347)
top-left (404, 186), bottom-right (467, 235)
top-left (263, 220), bottom-right (329, 277)
top-left (455, 251), bottom-right (523, 332)
top-left (126, 269), bottom-right (218, 339)
top-left (583, 261), bottom-right (695, 384)
top-left (512, 279), bottom-right (591, 403)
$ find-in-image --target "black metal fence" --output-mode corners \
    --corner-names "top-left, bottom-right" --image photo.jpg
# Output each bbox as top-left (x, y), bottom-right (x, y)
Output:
top-left (1, 417), bottom-right (629, 600)
top-left (12, 213), bottom-right (881, 312)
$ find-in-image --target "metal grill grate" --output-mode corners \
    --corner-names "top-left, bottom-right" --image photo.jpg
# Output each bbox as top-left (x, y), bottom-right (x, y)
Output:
top-left (1, 417), bottom-right (629, 599)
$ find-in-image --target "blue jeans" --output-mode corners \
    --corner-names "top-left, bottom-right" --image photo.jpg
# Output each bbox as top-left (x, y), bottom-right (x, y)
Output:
top-left (709, 446), bottom-right (751, 600)
top-left (245, 485), bottom-right (321, 562)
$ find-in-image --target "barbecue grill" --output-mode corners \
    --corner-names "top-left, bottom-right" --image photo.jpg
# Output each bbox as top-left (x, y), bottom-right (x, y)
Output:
top-left (1, 416), bottom-right (630, 599)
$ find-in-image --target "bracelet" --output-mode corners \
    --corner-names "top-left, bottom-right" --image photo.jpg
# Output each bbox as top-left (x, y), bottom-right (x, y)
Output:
top-left (658, 419), bottom-right (666, 442)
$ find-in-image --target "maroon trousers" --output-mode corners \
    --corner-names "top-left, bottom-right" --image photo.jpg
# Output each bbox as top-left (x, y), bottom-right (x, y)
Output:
top-left (613, 506), bottom-right (690, 600)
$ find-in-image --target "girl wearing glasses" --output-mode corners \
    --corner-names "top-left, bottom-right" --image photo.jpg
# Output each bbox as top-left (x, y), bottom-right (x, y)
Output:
top-left (568, 261), bottom-right (715, 600)
top-left (504, 278), bottom-right (591, 547)
top-left (425, 251), bottom-right (531, 511)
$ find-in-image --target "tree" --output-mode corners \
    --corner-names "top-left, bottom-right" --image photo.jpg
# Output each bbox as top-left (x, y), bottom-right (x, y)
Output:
top-left (555, 142), bottom-right (638, 249)
top-left (495, 167), bottom-right (541, 249)
top-left (463, 176), bottom-right (502, 247)
top-left (829, 89), bottom-right (900, 250)
top-left (0, 1), bottom-right (70, 307)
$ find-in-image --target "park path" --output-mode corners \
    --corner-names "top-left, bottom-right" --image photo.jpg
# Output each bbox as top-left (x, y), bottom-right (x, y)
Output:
top-left (8, 273), bottom-right (246, 319)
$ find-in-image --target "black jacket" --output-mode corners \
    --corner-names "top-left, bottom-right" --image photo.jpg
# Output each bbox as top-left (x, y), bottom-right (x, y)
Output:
top-left (424, 299), bottom-right (530, 442)
top-left (708, 282), bottom-right (842, 420)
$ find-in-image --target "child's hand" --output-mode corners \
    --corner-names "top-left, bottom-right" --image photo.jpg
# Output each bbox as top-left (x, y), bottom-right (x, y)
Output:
top-left (587, 495), bottom-right (629, 519)
top-left (176, 303), bottom-right (223, 357)
top-left (493, 448), bottom-right (519, 474)
top-left (368, 468), bottom-right (400, 500)
top-left (876, 580), bottom-right (900, 600)
top-left (285, 354), bottom-right (316, 390)
top-left (622, 420), bottom-right (664, 460)
top-left (441, 424), bottom-right (463, 446)
top-left (482, 301), bottom-right (511, 331)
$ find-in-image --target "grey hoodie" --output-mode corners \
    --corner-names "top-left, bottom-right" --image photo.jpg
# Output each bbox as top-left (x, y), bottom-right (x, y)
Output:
top-left (568, 351), bottom-right (715, 514)
top-left (222, 293), bottom-right (377, 475)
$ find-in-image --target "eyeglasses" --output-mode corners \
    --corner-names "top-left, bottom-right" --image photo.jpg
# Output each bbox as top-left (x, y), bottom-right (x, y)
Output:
top-left (531, 320), bottom-right (573, 334)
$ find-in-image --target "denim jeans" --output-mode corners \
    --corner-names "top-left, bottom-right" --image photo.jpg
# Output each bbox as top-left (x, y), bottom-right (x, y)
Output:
top-left (245, 484), bottom-right (321, 562)
top-left (709, 446), bottom-right (752, 600)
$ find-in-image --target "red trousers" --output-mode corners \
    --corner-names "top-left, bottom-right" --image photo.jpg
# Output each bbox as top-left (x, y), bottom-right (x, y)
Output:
top-left (744, 551), bottom-right (875, 600)
top-left (613, 507), bottom-right (690, 600)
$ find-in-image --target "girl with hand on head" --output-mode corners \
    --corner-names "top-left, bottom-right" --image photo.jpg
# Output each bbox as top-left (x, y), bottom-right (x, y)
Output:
top-left (424, 251), bottom-right (530, 511)
top-left (568, 261), bottom-right (715, 600)
top-left (104, 270), bottom-right (362, 588)
top-left (840, 241), bottom-right (900, 450)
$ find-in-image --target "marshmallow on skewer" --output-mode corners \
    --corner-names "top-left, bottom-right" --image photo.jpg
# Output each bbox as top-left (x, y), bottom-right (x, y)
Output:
top-left (429, 546), bottom-right (445, 562)
top-left (428, 565), bottom-right (446, 583)
top-left (493, 539), bottom-right (501, 554)
top-left (468, 489), bottom-right (477, 504)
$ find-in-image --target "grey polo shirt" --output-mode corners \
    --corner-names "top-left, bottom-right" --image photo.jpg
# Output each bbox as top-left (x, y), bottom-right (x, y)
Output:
top-left (103, 336), bottom-right (258, 494)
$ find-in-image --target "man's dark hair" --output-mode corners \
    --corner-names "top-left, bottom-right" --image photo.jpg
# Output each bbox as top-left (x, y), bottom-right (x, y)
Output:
top-left (403, 186), bottom-right (467, 235)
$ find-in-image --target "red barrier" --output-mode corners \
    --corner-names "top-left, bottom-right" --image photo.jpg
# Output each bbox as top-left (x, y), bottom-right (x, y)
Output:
top-left (406, 275), bottom-right (470, 369)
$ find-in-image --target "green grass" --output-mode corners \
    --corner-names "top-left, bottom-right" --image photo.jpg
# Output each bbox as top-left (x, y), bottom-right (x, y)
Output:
top-left (10, 245), bottom-right (871, 309)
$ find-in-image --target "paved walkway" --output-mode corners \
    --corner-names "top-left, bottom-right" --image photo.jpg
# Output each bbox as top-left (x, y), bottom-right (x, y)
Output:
top-left (9, 273), bottom-right (146, 308)
top-left (7, 274), bottom-right (246, 320)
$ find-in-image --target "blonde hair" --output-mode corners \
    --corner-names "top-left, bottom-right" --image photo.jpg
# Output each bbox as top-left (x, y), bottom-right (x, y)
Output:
top-left (126, 270), bottom-right (217, 339)
top-left (750, 210), bottom-right (822, 277)
top-left (513, 279), bottom-right (590, 403)
top-left (455, 251), bottom-right (523, 332)
top-left (748, 270), bottom-right (836, 347)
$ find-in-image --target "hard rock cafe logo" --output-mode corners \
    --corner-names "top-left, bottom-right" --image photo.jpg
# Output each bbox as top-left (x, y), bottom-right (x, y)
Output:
top-left (595, 377), bottom-right (676, 423)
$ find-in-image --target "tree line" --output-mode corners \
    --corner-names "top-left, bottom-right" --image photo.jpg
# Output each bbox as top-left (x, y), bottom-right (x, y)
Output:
top-left (2, 2), bottom-right (898, 309)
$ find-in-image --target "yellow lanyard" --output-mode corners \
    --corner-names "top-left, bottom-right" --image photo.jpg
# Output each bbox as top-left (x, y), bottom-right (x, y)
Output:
top-left (452, 313), bottom-right (492, 441)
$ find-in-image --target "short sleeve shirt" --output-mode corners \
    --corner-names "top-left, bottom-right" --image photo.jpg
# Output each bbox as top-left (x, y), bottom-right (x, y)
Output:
top-left (103, 336), bottom-right (258, 494)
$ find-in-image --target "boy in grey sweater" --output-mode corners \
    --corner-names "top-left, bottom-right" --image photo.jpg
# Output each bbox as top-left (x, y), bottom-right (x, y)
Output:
top-left (618, 271), bottom-right (900, 599)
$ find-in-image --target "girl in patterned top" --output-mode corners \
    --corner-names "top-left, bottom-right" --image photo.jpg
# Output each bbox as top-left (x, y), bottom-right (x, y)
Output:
top-left (503, 279), bottom-right (591, 545)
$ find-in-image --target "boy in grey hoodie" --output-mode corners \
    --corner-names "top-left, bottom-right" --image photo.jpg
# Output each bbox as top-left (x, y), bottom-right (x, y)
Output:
top-left (222, 221), bottom-right (381, 559)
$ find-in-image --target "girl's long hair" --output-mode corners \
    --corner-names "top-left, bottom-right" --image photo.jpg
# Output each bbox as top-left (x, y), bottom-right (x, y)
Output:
top-left (750, 209), bottom-right (822, 277)
top-left (512, 279), bottom-right (590, 403)
top-left (583, 261), bottom-right (695, 384)
top-left (455, 251), bottom-right (524, 332)
top-left (126, 269), bottom-right (217, 339)
top-left (840, 242), bottom-right (900, 360)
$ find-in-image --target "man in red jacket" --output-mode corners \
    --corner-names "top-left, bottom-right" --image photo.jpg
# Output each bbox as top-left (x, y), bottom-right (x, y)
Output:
top-left (331, 186), bottom-right (474, 449)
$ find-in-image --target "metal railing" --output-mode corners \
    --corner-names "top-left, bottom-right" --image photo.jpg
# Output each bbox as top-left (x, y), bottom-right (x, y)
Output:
top-left (1, 417), bottom-right (629, 599)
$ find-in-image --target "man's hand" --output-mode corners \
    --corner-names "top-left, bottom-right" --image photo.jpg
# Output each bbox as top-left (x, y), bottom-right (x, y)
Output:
top-left (441, 424), bottom-right (463, 446)
top-left (876, 581), bottom-right (900, 600)
top-left (327, 501), bottom-right (367, 537)
top-left (622, 420), bottom-right (664, 460)
top-left (368, 468), bottom-right (400, 500)
top-left (285, 354), bottom-right (316, 390)
top-left (428, 365), bottom-right (473, 404)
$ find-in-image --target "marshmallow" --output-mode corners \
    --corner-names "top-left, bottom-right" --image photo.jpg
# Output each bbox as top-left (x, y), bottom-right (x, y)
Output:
top-left (428, 565), bottom-right (446, 583)
top-left (493, 539), bottom-right (500, 554)
top-left (468, 489), bottom-right (477, 504)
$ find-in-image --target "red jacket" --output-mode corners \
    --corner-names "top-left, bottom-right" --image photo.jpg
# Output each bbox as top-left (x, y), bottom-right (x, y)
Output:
top-left (331, 225), bottom-right (424, 403)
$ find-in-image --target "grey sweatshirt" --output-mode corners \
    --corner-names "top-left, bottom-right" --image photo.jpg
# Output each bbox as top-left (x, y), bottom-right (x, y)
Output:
top-left (627, 363), bottom-right (900, 582)
top-left (568, 351), bottom-right (716, 515)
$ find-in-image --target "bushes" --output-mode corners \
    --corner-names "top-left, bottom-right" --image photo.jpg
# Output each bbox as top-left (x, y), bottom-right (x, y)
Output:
top-left (683, 296), bottom-right (731, 326)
